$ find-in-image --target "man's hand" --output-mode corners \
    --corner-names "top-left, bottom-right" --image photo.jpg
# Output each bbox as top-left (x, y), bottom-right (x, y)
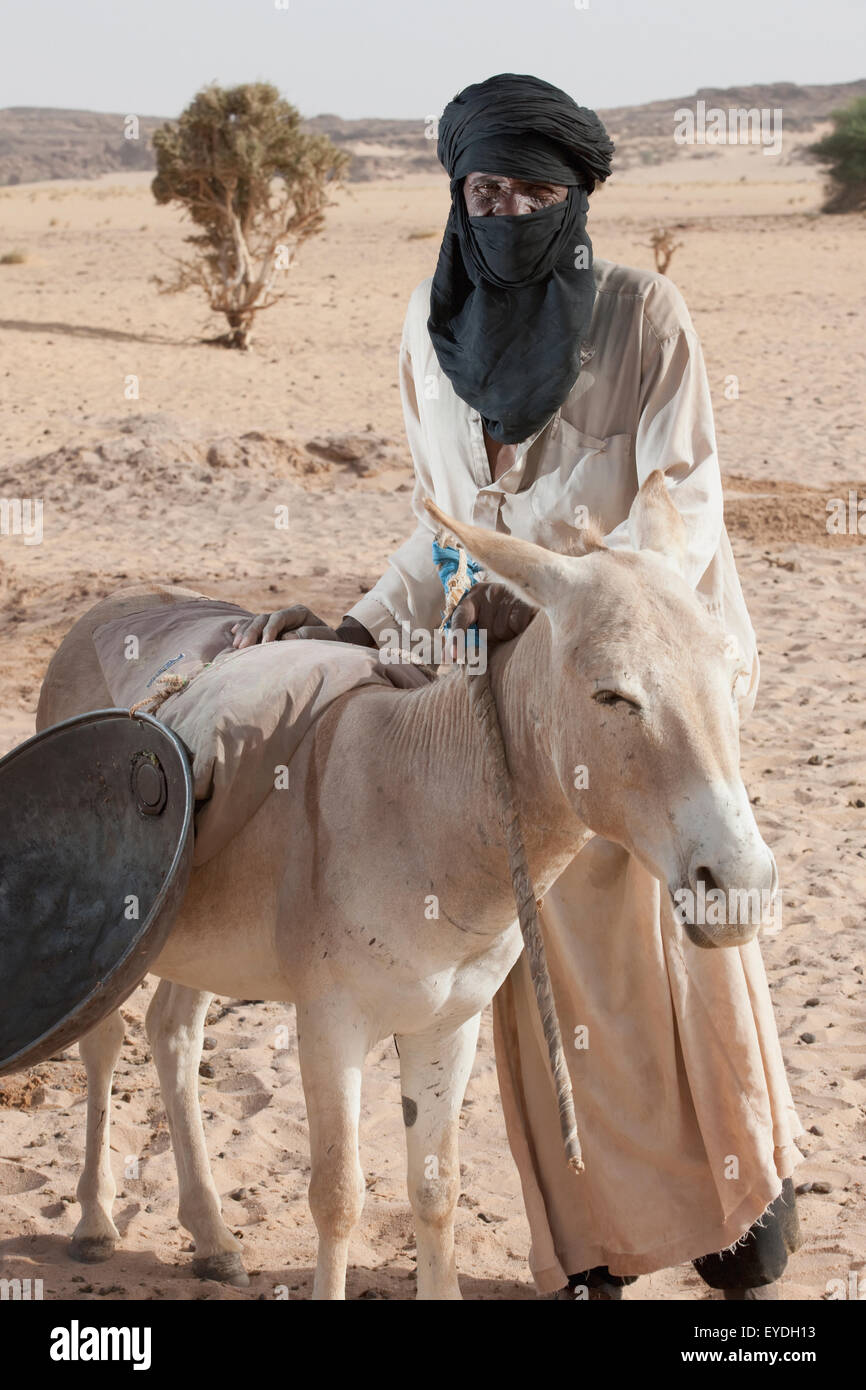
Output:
top-left (231, 608), bottom-right (377, 649)
top-left (450, 581), bottom-right (536, 645)
top-left (231, 606), bottom-right (336, 648)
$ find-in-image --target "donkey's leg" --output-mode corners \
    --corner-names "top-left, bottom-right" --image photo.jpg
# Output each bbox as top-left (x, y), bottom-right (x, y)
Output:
top-left (297, 1001), bottom-right (368, 1300)
top-left (395, 1014), bottom-right (481, 1301)
top-left (70, 1007), bottom-right (125, 1262)
top-left (145, 979), bottom-right (248, 1286)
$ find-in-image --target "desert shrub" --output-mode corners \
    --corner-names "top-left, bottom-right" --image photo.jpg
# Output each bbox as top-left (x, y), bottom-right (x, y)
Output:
top-left (808, 95), bottom-right (866, 213)
top-left (647, 227), bottom-right (684, 275)
top-left (151, 82), bottom-right (349, 348)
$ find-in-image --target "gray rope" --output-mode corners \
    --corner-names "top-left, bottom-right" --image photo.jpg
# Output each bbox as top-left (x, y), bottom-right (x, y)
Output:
top-left (465, 666), bottom-right (583, 1174)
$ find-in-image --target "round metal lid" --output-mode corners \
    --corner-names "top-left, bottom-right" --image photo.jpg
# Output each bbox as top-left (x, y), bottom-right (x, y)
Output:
top-left (0, 709), bottom-right (194, 1075)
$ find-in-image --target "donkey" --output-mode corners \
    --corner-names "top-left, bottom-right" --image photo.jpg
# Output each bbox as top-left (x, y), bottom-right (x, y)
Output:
top-left (35, 472), bottom-right (776, 1299)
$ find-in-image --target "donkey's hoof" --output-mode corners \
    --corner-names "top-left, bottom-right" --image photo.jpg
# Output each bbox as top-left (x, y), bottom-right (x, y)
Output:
top-left (69, 1235), bottom-right (116, 1264)
top-left (192, 1251), bottom-right (249, 1286)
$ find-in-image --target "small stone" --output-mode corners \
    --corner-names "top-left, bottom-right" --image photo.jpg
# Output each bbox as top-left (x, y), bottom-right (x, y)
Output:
top-left (795, 1181), bottom-right (813, 1194)
top-left (807, 754), bottom-right (823, 765)
top-left (808, 1125), bottom-right (823, 1136)
top-left (812, 1181), bottom-right (832, 1194)
top-left (199, 1062), bottom-right (215, 1078)
top-left (799, 1032), bottom-right (816, 1044)
top-left (230, 1188), bottom-right (247, 1201)
top-left (805, 997), bottom-right (820, 1007)
top-left (202, 1037), bottom-right (217, 1050)
top-left (206, 438), bottom-right (245, 470)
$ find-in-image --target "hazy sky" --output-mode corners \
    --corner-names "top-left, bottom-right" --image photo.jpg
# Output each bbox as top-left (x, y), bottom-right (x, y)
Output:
top-left (2, 0), bottom-right (862, 119)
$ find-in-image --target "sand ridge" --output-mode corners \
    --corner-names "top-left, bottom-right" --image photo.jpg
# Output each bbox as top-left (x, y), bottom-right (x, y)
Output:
top-left (0, 166), bottom-right (864, 1300)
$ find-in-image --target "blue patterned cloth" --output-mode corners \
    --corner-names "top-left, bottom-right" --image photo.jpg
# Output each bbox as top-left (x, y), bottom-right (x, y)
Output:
top-left (432, 537), bottom-right (484, 639)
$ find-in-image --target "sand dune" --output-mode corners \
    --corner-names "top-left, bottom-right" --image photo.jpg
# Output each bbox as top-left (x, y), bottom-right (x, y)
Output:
top-left (0, 163), bottom-right (864, 1300)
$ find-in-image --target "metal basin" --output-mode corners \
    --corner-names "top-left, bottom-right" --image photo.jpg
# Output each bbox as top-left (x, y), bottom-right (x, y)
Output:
top-left (0, 709), bottom-right (194, 1074)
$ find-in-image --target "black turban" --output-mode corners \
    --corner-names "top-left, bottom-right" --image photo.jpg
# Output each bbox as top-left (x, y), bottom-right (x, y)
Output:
top-left (427, 73), bottom-right (614, 445)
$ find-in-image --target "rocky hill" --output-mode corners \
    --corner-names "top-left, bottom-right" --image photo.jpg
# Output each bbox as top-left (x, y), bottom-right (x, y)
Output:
top-left (0, 107), bottom-right (165, 185)
top-left (1, 79), bottom-right (863, 186)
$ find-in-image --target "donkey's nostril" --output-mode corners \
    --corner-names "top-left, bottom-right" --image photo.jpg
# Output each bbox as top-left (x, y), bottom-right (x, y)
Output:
top-left (694, 866), bottom-right (719, 894)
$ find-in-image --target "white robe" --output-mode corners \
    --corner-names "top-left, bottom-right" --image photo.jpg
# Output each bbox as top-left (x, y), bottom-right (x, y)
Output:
top-left (493, 843), bottom-right (801, 1287)
top-left (348, 260), bottom-right (803, 1286)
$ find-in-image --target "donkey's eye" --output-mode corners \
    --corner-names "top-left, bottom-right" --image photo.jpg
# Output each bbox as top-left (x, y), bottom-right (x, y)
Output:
top-left (594, 690), bottom-right (642, 711)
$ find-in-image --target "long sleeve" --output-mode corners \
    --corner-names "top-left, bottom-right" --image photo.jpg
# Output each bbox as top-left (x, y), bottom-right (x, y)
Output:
top-left (603, 319), bottom-right (722, 588)
top-left (346, 333), bottom-right (446, 644)
top-left (603, 304), bottom-right (759, 717)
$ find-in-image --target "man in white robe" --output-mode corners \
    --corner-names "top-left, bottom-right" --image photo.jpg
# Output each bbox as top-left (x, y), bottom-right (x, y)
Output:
top-left (234, 73), bottom-right (802, 1299)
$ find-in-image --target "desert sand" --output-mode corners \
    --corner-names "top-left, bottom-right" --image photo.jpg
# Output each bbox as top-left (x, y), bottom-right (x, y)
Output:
top-left (0, 153), bottom-right (864, 1300)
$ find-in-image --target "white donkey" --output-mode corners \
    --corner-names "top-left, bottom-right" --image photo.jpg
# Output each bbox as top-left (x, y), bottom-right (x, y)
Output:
top-left (36, 473), bottom-right (776, 1299)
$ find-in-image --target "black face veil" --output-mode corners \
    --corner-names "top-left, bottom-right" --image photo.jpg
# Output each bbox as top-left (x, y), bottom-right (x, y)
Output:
top-left (427, 74), bottom-right (614, 445)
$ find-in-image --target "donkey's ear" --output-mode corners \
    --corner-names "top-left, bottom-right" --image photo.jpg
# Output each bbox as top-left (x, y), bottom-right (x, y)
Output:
top-left (627, 471), bottom-right (687, 575)
top-left (423, 498), bottom-right (580, 612)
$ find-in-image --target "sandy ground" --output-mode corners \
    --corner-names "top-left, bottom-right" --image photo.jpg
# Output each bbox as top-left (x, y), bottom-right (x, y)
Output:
top-left (0, 156), bottom-right (864, 1301)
